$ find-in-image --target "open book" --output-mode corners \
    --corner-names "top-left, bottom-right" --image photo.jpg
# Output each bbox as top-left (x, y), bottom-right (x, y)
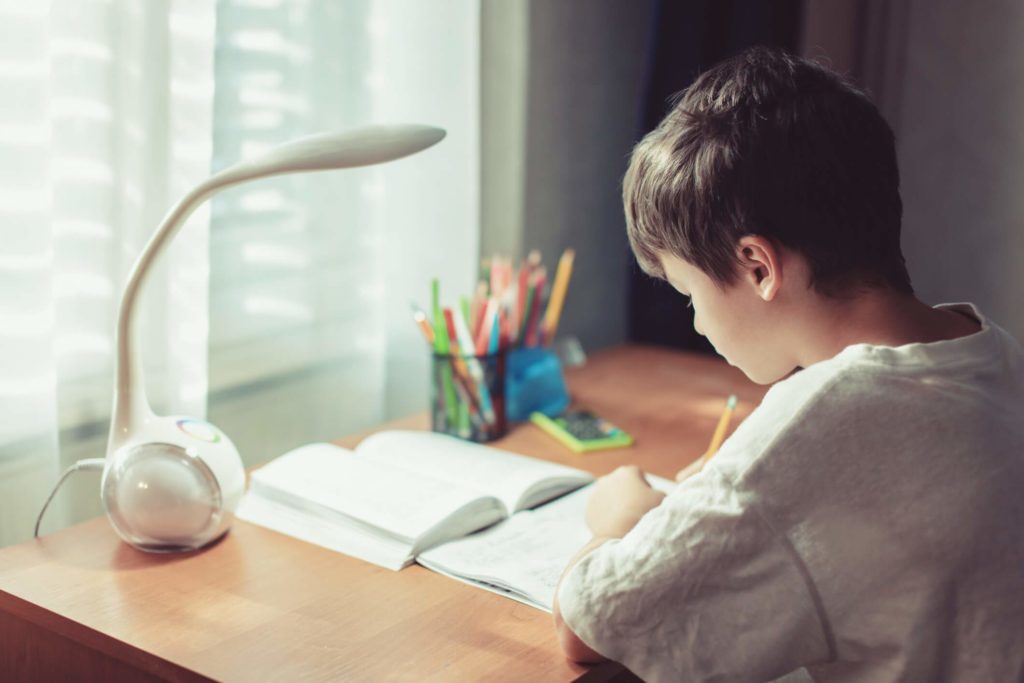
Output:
top-left (237, 429), bottom-right (676, 612)
top-left (417, 472), bottom-right (676, 611)
top-left (235, 430), bottom-right (595, 575)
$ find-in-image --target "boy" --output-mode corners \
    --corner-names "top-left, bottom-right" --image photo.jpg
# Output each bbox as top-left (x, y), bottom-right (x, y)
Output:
top-left (553, 47), bottom-right (1024, 682)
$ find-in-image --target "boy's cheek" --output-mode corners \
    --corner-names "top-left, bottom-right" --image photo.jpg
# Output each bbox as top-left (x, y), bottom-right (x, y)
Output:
top-left (739, 357), bottom-right (795, 386)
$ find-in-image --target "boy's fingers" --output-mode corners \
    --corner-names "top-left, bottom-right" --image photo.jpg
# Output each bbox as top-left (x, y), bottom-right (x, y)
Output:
top-left (613, 464), bottom-right (652, 487)
top-left (604, 464), bottom-right (636, 480)
top-left (674, 458), bottom-right (703, 482)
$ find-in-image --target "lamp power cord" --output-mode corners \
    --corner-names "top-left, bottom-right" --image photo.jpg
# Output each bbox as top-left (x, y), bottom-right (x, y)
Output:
top-left (34, 458), bottom-right (105, 539)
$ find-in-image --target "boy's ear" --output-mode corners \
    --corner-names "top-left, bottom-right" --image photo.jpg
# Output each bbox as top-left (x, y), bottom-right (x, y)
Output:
top-left (735, 236), bottom-right (782, 301)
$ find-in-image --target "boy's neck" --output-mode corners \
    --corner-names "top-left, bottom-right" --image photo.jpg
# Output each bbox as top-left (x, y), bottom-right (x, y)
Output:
top-left (797, 290), bottom-right (980, 368)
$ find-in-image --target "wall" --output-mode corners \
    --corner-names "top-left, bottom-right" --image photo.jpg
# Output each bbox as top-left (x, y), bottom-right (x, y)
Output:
top-left (804, 0), bottom-right (1024, 341)
top-left (895, 0), bottom-right (1024, 340)
top-left (481, 0), bottom-right (654, 353)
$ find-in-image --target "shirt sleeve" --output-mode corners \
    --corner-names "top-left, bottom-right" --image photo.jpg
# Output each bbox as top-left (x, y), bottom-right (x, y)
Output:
top-left (558, 466), bottom-right (832, 682)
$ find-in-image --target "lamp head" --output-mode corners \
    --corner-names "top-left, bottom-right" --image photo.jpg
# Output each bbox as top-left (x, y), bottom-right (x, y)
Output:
top-left (101, 124), bottom-right (445, 552)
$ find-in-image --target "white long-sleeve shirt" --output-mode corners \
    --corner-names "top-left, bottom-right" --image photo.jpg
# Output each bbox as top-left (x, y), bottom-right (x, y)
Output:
top-left (559, 303), bottom-right (1024, 682)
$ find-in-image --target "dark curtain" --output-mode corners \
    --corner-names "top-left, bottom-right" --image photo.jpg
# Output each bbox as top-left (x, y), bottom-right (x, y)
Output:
top-left (628, 0), bottom-right (804, 352)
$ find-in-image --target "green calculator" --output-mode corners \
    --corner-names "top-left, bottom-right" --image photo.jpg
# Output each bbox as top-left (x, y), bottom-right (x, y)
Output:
top-left (530, 410), bottom-right (634, 453)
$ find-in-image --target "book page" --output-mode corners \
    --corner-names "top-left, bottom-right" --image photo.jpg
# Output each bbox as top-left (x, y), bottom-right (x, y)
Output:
top-left (417, 485), bottom-right (593, 612)
top-left (416, 474), bottom-right (677, 611)
top-left (236, 494), bottom-right (413, 571)
top-left (355, 430), bottom-right (593, 513)
top-left (246, 443), bottom-right (504, 546)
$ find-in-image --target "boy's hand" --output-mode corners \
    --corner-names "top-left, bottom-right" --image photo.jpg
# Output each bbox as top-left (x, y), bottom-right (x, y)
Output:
top-left (555, 466), bottom-right (664, 664)
top-left (585, 465), bottom-right (666, 539)
top-left (674, 457), bottom-right (705, 482)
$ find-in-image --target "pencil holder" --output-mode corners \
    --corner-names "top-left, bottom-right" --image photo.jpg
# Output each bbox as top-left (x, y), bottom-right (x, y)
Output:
top-left (430, 350), bottom-right (507, 442)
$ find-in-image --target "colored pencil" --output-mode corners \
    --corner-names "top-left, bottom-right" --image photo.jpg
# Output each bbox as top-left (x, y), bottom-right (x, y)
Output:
top-left (542, 248), bottom-right (575, 346)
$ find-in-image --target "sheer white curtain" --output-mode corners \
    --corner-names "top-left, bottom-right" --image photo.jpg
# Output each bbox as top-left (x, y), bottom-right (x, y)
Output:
top-left (0, 0), bottom-right (215, 547)
top-left (0, 0), bottom-right (479, 547)
top-left (207, 1), bottom-right (480, 469)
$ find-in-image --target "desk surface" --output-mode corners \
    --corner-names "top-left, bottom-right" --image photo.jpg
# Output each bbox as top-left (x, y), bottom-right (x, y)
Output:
top-left (0, 344), bottom-right (763, 682)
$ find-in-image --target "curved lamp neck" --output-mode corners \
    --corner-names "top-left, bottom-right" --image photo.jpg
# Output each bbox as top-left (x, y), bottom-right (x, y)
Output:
top-left (109, 124), bottom-right (446, 445)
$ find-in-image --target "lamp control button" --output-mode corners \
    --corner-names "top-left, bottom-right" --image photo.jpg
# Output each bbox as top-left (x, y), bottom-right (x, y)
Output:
top-left (176, 418), bottom-right (222, 443)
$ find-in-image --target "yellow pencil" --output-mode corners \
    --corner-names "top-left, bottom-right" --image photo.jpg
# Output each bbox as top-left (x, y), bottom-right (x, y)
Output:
top-left (541, 248), bottom-right (575, 345)
top-left (698, 395), bottom-right (737, 468)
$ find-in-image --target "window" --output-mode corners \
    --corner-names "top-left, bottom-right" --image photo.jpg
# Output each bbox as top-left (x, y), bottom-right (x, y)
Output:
top-left (0, 0), bottom-right (479, 547)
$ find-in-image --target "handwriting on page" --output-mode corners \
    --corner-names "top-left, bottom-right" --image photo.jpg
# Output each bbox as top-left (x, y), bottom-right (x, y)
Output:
top-left (418, 486), bottom-right (595, 611)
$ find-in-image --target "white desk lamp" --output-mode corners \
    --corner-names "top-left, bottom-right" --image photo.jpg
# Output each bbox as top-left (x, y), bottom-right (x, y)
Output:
top-left (36, 124), bottom-right (446, 552)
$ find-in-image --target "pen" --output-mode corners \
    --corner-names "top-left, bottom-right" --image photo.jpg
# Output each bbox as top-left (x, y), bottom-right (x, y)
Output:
top-left (698, 395), bottom-right (737, 468)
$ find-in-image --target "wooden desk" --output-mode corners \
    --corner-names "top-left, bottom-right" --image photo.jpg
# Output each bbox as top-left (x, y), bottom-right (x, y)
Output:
top-left (0, 345), bottom-right (763, 681)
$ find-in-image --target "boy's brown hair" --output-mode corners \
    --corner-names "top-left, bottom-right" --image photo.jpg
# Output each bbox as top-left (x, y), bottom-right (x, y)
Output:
top-left (624, 46), bottom-right (912, 297)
